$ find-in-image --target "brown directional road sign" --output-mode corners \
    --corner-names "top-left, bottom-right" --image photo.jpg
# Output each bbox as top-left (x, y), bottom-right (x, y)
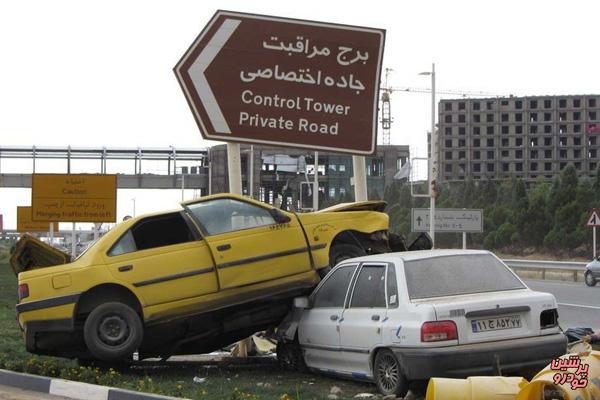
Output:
top-left (174, 10), bottom-right (385, 155)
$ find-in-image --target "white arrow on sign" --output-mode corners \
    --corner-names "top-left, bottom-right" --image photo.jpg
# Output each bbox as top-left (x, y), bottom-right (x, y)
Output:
top-left (188, 18), bottom-right (241, 134)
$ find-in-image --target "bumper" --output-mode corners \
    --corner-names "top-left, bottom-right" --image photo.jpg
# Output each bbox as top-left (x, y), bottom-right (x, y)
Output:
top-left (392, 333), bottom-right (567, 380)
top-left (24, 319), bottom-right (75, 354)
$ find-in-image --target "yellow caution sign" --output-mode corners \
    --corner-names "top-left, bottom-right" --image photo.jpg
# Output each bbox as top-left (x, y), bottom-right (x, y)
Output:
top-left (31, 174), bottom-right (117, 223)
top-left (17, 206), bottom-right (58, 233)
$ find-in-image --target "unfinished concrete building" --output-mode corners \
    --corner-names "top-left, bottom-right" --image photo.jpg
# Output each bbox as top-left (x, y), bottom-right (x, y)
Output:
top-left (438, 95), bottom-right (600, 182)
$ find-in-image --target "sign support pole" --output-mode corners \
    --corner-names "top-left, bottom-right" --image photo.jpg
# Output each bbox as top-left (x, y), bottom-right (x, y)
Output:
top-left (71, 222), bottom-right (76, 259)
top-left (227, 143), bottom-right (242, 195)
top-left (49, 223), bottom-right (54, 245)
top-left (353, 156), bottom-right (368, 202)
top-left (462, 232), bottom-right (467, 249)
top-left (249, 145), bottom-right (254, 198)
top-left (594, 227), bottom-right (597, 259)
top-left (313, 151), bottom-right (319, 211)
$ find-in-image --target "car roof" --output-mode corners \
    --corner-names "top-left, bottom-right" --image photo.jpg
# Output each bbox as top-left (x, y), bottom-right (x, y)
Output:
top-left (340, 249), bottom-right (493, 265)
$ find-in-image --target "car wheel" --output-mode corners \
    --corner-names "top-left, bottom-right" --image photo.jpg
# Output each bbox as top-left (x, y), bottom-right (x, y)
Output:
top-left (374, 349), bottom-right (408, 397)
top-left (83, 302), bottom-right (143, 361)
top-left (330, 243), bottom-right (366, 266)
top-left (585, 271), bottom-right (597, 287)
top-left (276, 340), bottom-right (306, 372)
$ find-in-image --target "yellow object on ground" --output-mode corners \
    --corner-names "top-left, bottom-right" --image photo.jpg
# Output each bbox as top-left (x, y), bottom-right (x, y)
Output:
top-left (515, 346), bottom-right (600, 400)
top-left (425, 376), bottom-right (529, 400)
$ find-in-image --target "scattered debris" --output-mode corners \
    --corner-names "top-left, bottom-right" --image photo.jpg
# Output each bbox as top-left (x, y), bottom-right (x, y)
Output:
top-left (192, 376), bottom-right (207, 384)
top-left (330, 386), bottom-right (343, 395)
top-left (354, 394), bottom-right (375, 398)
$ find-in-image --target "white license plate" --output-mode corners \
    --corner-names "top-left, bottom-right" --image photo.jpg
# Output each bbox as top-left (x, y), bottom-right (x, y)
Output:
top-left (471, 315), bottom-right (521, 333)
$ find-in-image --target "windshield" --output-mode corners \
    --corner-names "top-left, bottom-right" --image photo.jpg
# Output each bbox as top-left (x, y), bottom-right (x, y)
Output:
top-left (404, 254), bottom-right (526, 300)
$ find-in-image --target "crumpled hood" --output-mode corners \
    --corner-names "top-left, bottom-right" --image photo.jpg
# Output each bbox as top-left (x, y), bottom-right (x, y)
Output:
top-left (317, 200), bottom-right (387, 213)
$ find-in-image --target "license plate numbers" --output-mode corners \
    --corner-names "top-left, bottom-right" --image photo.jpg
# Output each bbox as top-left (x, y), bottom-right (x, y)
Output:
top-left (471, 315), bottom-right (521, 333)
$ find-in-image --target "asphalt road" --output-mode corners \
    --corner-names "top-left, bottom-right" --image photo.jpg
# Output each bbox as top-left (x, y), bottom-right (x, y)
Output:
top-left (524, 279), bottom-right (600, 330)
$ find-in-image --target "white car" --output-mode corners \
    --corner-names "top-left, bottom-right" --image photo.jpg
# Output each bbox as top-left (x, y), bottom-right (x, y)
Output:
top-left (276, 250), bottom-right (567, 397)
top-left (584, 256), bottom-right (600, 286)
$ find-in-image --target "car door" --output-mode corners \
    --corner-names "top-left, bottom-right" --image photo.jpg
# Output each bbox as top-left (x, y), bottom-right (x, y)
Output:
top-left (299, 264), bottom-right (358, 372)
top-left (338, 263), bottom-right (389, 376)
top-left (185, 197), bottom-right (312, 290)
top-left (105, 211), bottom-right (218, 307)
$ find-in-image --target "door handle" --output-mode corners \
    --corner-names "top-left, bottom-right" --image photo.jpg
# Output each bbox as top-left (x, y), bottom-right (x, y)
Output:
top-left (118, 265), bottom-right (133, 272)
top-left (371, 314), bottom-right (380, 321)
top-left (217, 244), bottom-right (231, 251)
top-left (330, 315), bottom-right (339, 321)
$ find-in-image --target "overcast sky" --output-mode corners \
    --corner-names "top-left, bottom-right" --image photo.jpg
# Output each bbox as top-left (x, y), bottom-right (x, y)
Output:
top-left (2, 0), bottom-right (600, 230)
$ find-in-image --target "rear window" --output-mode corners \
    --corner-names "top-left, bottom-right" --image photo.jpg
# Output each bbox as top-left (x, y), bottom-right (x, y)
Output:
top-left (404, 254), bottom-right (525, 300)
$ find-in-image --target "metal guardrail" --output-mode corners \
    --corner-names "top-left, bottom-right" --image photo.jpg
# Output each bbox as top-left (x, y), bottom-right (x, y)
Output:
top-left (503, 259), bottom-right (587, 270)
top-left (503, 259), bottom-right (588, 282)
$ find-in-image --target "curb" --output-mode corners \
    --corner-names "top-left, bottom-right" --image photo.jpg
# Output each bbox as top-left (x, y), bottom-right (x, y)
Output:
top-left (0, 369), bottom-right (183, 400)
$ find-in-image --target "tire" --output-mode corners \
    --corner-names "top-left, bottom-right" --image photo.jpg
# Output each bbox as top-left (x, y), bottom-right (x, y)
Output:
top-left (276, 340), bottom-right (306, 372)
top-left (585, 271), bottom-right (597, 287)
top-left (83, 302), bottom-right (143, 361)
top-left (330, 243), bottom-right (366, 266)
top-left (373, 349), bottom-right (408, 397)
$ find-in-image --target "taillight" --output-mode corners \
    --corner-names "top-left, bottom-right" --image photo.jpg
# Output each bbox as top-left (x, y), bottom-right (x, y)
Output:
top-left (18, 284), bottom-right (29, 301)
top-left (421, 320), bottom-right (458, 342)
top-left (540, 309), bottom-right (558, 329)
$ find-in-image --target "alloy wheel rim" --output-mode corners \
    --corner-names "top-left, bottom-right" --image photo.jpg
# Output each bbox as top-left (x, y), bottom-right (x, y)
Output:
top-left (377, 354), bottom-right (399, 393)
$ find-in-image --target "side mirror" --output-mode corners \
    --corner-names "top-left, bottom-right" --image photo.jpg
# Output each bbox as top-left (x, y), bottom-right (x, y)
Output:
top-left (294, 296), bottom-right (311, 309)
top-left (269, 208), bottom-right (291, 224)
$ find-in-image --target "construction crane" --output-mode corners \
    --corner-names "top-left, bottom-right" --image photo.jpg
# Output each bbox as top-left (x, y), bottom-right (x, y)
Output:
top-left (379, 68), bottom-right (508, 145)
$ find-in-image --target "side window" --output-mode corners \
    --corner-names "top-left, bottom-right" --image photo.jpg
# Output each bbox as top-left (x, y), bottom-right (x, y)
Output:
top-left (187, 198), bottom-right (276, 235)
top-left (350, 265), bottom-right (386, 308)
top-left (108, 212), bottom-right (194, 256)
top-left (312, 265), bottom-right (356, 308)
top-left (387, 265), bottom-right (399, 308)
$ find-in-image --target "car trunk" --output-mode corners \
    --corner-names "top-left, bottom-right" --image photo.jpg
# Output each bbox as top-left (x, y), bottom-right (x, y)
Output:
top-left (418, 290), bottom-right (554, 345)
top-left (9, 234), bottom-right (71, 275)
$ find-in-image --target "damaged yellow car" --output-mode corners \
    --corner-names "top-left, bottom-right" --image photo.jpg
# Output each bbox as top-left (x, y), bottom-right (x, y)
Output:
top-left (14, 193), bottom-right (429, 362)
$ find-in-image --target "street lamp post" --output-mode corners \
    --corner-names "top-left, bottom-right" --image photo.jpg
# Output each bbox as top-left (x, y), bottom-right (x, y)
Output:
top-left (419, 63), bottom-right (437, 248)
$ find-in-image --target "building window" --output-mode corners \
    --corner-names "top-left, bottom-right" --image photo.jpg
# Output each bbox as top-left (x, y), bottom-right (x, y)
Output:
top-left (501, 100), bottom-right (509, 106)
top-left (473, 126), bottom-right (481, 135)
top-left (502, 138), bottom-right (509, 146)
top-left (329, 188), bottom-right (336, 198)
top-left (474, 150), bottom-right (481, 159)
top-left (487, 163), bottom-right (495, 172)
top-left (559, 112), bottom-right (566, 121)
top-left (575, 162), bottom-right (582, 170)
top-left (516, 138), bottom-right (523, 146)
top-left (559, 99), bottom-right (567, 108)
top-left (459, 127), bottom-right (466, 135)
top-left (458, 102), bottom-right (466, 110)
top-left (575, 149), bottom-right (581, 158)
top-left (445, 164), bottom-right (452, 173)
top-left (530, 100), bottom-right (538, 109)
top-left (445, 139), bottom-right (452, 148)
top-left (473, 139), bottom-right (481, 147)
top-left (590, 149), bottom-right (597, 158)
top-left (473, 114), bottom-right (481, 123)
top-left (487, 114), bottom-right (494, 122)
top-left (590, 136), bottom-right (597, 145)
top-left (515, 113), bottom-right (523, 122)
top-left (459, 151), bottom-right (466, 159)
top-left (531, 138), bottom-right (538, 146)
top-left (574, 112), bottom-right (581, 121)
top-left (516, 150), bottom-right (523, 159)
top-left (574, 137), bottom-right (581, 146)
top-left (545, 150), bottom-right (553, 158)
top-left (531, 162), bottom-right (538, 171)
top-left (502, 126), bottom-right (509, 134)
top-left (487, 138), bottom-right (494, 147)
top-left (458, 114), bottom-right (466, 123)
top-left (487, 150), bottom-right (494, 159)
top-left (486, 126), bottom-right (494, 135)
top-left (458, 139), bottom-right (466, 147)
top-left (516, 163), bottom-right (523, 171)
top-left (501, 113), bottom-right (509, 122)
top-left (531, 150), bottom-right (539, 158)
top-left (473, 163), bottom-right (481, 172)
top-left (473, 102), bottom-right (481, 111)
top-left (445, 151), bottom-right (452, 160)
top-left (575, 124), bottom-right (582, 133)
top-left (444, 103), bottom-right (452, 111)
top-left (545, 125), bottom-right (552, 134)
top-left (530, 125), bottom-right (538, 134)
top-left (589, 98), bottom-right (597, 108)
top-left (544, 113), bottom-right (552, 121)
top-left (516, 125), bottom-right (523, 134)
top-left (502, 163), bottom-right (509, 172)
top-left (530, 113), bottom-right (538, 122)
top-left (544, 137), bottom-right (553, 146)
top-left (445, 115), bottom-right (452, 123)
top-left (589, 111), bottom-right (597, 121)
top-left (559, 125), bottom-right (566, 134)
top-left (339, 164), bottom-right (346, 172)
top-left (445, 127), bottom-right (452, 136)
top-left (559, 149), bottom-right (567, 158)
top-left (545, 162), bottom-right (552, 171)
top-left (560, 162), bottom-right (566, 170)
top-left (515, 100), bottom-right (523, 109)
top-left (592, 162), bottom-right (597, 171)
top-left (574, 98), bottom-right (581, 107)
top-left (501, 150), bottom-right (509, 157)
top-left (544, 100), bottom-right (552, 108)
top-left (486, 101), bottom-right (494, 110)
